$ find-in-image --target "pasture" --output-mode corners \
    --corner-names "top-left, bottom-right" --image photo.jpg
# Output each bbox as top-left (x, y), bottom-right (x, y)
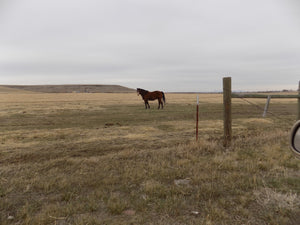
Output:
top-left (0, 92), bottom-right (299, 224)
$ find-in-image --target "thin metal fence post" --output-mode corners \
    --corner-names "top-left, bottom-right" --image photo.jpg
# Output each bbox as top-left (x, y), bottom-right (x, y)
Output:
top-left (196, 95), bottom-right (199, 141)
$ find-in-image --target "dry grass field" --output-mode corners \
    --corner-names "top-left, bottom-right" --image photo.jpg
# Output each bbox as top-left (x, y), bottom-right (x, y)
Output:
top-left (0, 91), bottom-right (299, 224)
top-left (0, 85), bottom-right (135, 93)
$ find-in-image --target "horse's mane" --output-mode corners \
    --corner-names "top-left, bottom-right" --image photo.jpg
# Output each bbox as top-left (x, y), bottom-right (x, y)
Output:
top-left (137, 88), bottom-right (149, 95)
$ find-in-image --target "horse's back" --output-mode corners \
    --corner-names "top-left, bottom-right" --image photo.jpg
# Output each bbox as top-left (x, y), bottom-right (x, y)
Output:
top-left (145, 91), bottom-right (163, 100)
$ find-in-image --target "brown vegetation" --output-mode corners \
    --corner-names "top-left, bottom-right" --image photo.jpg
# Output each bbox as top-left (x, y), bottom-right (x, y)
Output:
top-left (0, 92), bottom-right (299, 224)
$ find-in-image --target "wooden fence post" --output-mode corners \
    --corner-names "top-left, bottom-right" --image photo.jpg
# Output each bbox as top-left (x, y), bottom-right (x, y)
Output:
top-left (223, 77), bottom-right (232, 147)
top-left (298, 81), bottom-right (300, 120)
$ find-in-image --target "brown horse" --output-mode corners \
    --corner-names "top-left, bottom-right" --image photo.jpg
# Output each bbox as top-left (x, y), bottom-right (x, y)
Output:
top-left (137, 88), bottom-right (166, 109)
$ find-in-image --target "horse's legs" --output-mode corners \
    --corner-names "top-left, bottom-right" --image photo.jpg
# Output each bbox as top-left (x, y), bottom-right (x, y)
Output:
top-left (145, 100), bottom-right (150, 109)
top-left (158, 98), bottom-right (163, 109)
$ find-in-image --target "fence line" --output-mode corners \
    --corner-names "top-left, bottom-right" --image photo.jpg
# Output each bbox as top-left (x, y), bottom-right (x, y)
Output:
top-left (223, 77), bottom-right (300, 147)
top-left (235, 97), bottom-right (294, 124)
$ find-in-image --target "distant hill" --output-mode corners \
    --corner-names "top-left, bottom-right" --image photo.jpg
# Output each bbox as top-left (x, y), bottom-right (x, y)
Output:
top-left (0, 86), bottom-right (36, 94)
top-left (0, 85), bottom-right (136, 93)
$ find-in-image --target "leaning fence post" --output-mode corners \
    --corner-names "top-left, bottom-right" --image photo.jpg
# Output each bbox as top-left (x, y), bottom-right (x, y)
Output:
top-left (263, 95), bottom-right (271, 117)
top-left (223, 77), bottom-right (232, 147)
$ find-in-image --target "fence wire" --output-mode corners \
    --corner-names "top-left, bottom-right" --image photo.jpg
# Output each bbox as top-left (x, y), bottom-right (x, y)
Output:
top-left (236, 96), bottom-right (296, 124)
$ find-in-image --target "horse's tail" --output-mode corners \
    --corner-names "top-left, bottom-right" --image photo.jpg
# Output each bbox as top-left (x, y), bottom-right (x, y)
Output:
top-left (162, 92), bottom-right (166, 104)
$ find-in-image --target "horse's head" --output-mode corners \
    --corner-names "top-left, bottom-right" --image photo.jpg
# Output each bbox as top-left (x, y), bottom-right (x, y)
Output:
top-left (137, 88), bottom-right (148, 97)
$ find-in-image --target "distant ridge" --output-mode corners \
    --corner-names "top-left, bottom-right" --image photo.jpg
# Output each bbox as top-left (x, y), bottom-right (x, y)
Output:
top-left (1, 85), bottom-right (136, 93)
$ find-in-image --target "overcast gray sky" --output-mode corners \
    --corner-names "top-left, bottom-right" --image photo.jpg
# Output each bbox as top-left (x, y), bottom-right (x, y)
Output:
top-left (0, 0), bottom-right (300, 92)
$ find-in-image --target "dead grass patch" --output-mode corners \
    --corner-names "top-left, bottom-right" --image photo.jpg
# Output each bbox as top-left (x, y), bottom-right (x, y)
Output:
top-left (0, 92), bottom-right (299, 224)
top-left (254, 188), bottom-right (300, 210)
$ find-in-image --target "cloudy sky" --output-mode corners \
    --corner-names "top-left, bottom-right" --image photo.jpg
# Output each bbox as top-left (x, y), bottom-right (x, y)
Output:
top-left (0, 0), bottom-right (300, 92)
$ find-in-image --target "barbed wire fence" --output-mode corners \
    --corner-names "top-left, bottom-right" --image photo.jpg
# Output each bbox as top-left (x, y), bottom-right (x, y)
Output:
top-left (222, 77), bottom-right (300, 147)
